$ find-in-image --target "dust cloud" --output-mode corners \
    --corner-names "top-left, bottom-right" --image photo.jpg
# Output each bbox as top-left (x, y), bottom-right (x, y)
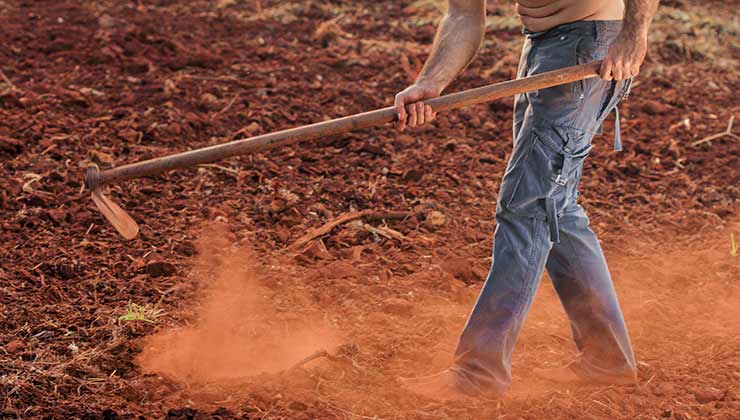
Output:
top-left (137, 225), bottom-right (341, 384)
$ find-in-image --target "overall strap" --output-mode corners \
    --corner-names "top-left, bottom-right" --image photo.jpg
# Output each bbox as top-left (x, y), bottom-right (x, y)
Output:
top-left (613, 105), bottom-right (622, 152)
top-left (545, 197), bottom-right (560, 243)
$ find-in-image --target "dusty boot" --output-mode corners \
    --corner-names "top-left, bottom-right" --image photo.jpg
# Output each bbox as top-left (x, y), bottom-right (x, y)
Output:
top-left (399, 369), bottom-right (471, 401)
top-left (534, 362), bottom-right (638, 386)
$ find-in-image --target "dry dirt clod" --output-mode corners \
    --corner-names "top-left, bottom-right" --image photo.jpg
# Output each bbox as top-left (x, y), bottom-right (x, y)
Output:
top-left (243, 122), bottom-right (262, 136)
top-left (441, 257), bottom-right (480, 284)
top-left (694, 386), bottom-right (725, 404)
top-left (653, 382), bottom-right (675, 397)
top-left (117, 128), bottom-right (140, 143)
top-left (4, 339), bottom-right (26, 354)
top-left (381, 298), bottom-right (414, 316)
top-left (89, 150), bottom-right (115, 168)
top-left (402, 169), bottom-right (425, 182)
top-left (216, 0), bottom-right (237, 8)
top-left (174, 241), bottom-right (197, 257)
top-left (426, 210), bottom-right (447, 227)
top-left (314, 19), bottom-right (345, 48)
top-left (0, 136), bottom-right (23, 158)
top-left (642, 99), bottom-right (670, 115)
top-left (300, 240), bottom-right (332, 260)
top-left (200, 92), bottom-right (220, 110)
top-left (146, 261), bottom-right (177, 277)
top-left (163, 79), bottom-right (179, 96)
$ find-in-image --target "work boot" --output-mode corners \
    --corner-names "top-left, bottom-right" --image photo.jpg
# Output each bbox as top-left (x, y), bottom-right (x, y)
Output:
top-left (534, 361), bottom-right (638, 386)
top-left (399, 369), bottom-right (471, 401)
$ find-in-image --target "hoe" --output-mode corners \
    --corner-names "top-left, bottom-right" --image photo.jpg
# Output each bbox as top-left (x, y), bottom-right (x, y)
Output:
top-left (85, 61), bottom-right (603, 239)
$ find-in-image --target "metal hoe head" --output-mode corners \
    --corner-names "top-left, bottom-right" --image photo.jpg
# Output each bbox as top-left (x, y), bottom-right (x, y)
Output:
top-left (86, 164), bottom-right (139, 240)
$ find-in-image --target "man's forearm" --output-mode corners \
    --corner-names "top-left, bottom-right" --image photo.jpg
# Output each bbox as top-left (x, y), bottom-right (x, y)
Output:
top-left (621, 0), bottom-right (660, 39)
top-left (415, 2), bottom-right (486, 93)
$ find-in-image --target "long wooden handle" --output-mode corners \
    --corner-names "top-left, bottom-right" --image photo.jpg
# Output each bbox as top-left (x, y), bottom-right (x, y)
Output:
top-left (87, 61), bottom-right (601, 189)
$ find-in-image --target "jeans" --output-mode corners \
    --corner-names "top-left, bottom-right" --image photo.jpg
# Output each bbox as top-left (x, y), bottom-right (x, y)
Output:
top-left (451, 20), bottom-right (637, 395)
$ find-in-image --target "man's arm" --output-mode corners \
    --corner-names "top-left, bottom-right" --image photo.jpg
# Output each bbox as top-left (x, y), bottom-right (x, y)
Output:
top-left (394, 0), bottom-right (486, 131)
top-left (600, 0), bottom-right (660, 81)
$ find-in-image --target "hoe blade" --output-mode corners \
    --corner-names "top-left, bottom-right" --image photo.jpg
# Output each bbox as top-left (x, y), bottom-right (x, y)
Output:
top-left (91, 189), bottom-right (139, 240)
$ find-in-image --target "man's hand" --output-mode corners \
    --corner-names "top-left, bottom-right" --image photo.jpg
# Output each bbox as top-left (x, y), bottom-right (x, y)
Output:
top-left (600, 31), bottom-right (648, 80)
top-left (600, 0), bottom-right (659, 81)
top-left (392, 0), bottom-right (486, 131)
top-left (394, 83), bottom-right (442, 132)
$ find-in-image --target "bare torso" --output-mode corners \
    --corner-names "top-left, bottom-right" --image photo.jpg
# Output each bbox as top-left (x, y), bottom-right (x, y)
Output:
top-left (517, 0), bottom-right (625, 32)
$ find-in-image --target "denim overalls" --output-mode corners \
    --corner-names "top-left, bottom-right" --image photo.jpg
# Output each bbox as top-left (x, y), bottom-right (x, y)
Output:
top-left (451, 20), bottom-right (637, 395)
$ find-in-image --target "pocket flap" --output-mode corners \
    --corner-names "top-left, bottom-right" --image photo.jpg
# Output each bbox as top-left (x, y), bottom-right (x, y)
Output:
top-left (532, 123), bottom-right (593, 156)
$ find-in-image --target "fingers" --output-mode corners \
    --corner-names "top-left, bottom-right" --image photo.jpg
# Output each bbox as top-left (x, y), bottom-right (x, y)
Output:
top-left (600, 59), bottom-right (613, 81)
top-left (630, 64), bottom-right (640, 78)
top-left (394, 94), bottom-right (407, 132)
top-left (424, 104), bottom-right (435, 124)
top-left (612, 61), bottom-right (624, 80)
top-left (406, 102), bottom-right (437, 128)
top-left (394, 87), bottom-right (438, 131)
top-left (602, 58), bottom-right (639, 81)
top-left (408, 101), bottom-right (418, 128)
top-left (613, 61), bottom-right (640, 80)
top-left (415, 102), bottom-right (425, 126)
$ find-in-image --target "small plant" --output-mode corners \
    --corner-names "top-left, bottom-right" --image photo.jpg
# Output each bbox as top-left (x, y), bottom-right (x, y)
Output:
top-left (118, 302), bottom-right (163, 324)
top-left (731, 233), bottom-right (739, 257)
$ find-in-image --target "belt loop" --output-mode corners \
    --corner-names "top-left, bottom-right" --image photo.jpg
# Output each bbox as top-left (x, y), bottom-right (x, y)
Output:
top-left (613, 105), bottom-right (622, 152)
top-left (545, 197), bottom-right (560, 243)
top-left (593, 21), bottom-right (599, 42)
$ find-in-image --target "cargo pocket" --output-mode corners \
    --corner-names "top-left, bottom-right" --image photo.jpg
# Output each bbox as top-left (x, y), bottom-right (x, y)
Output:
top-left (505, 129), bottom-right (592, 241)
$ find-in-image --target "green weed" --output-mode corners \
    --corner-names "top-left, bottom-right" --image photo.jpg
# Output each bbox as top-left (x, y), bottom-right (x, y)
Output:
top-left (118, 302), bottom-right (163, 324)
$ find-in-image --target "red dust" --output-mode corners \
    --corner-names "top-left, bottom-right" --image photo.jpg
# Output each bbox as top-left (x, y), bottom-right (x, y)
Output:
top-left (137, 226), bottom-right (341, 384)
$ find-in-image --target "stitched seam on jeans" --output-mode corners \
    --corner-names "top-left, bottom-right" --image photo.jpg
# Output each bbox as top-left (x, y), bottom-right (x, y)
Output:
top-left (531, 116), bottom-right (601, 137)
top-left (505, 134), bottom-right (537, 213)
top-left (514, 217), bottom-right (540, 318)
top-left (560, 223), bottom-right (620, 375)
top-left (560, 220), bottom-right (592, 362)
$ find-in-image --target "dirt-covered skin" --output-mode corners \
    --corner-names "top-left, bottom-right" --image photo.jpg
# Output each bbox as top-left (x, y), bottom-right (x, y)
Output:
top-left (0, 1), bottom-right (738, 419)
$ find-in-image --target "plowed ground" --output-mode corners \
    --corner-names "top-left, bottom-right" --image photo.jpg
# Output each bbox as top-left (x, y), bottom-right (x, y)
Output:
top-left (1, 1), bottom-right (738, 419)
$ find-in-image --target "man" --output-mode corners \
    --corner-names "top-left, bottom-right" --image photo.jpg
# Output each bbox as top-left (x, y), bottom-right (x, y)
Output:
top-left (395, 0), bottom-right (659, 400)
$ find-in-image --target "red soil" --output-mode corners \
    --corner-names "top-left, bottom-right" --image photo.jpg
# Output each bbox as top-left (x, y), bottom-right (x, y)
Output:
top-left (1, 1), bottom-right (738, 419)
